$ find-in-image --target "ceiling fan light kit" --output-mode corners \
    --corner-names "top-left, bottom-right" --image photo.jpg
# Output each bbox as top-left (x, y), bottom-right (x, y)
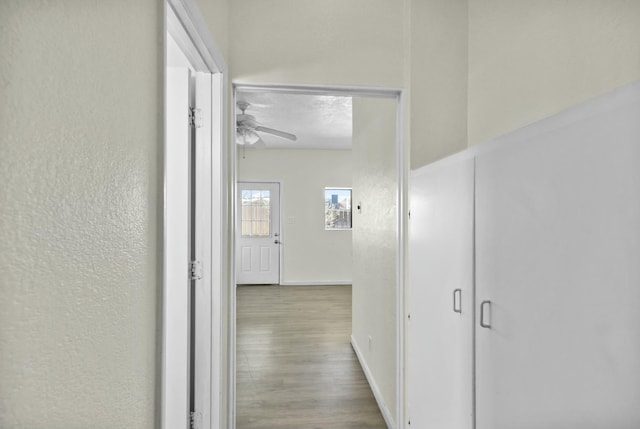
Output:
top-left (236, 127), bottom-right (261, 145)
top-left (236, 101), bottom-right (298, 146)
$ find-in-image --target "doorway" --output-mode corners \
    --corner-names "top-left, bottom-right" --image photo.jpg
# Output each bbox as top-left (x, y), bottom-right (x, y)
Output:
top-left (230, 85), bottom-right (406, 429)
top-left (235, 182), bottom-right (281, 285)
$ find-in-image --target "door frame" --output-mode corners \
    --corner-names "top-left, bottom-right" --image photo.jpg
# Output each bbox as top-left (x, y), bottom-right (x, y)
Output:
top-left (229, 83), bottom-right (406, 429)
top-left (163, 1), bottom-right (228, 428)
top-left (235, 180), bottom-right (283, 285)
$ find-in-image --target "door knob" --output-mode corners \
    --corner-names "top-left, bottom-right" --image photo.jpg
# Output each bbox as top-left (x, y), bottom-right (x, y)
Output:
top-left (480, 300), bottom-right (492, 328)
top-left (274, 240), bottom-right (281, 244)
top-left (453, 289), bottom-right (462, 313)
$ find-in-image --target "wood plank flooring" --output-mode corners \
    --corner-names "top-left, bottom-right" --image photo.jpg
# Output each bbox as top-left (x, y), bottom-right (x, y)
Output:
top-left (236, 285), bottom-right (387, 429)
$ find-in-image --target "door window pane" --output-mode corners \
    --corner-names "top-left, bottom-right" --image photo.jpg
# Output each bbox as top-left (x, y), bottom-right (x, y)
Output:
top-left (241, 190), bottom-right (271, 237)
top-left (325, 188), bottom-right (352, 229)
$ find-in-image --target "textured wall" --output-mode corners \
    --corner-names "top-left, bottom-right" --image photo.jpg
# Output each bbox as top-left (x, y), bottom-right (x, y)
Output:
top-left (237, 149), bottom-right (353, 284)
top-left (468, 0), bottom-right (640, 145)
top-left (0, 1), bottom-right (162, 427)
top-left (352, 97), bottom-right (398, 422)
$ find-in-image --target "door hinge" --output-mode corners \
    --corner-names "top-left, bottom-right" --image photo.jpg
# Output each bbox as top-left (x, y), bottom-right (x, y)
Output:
top-left (189, 107), bottom-right (204, 128)
top-left (190, 411), bottom-right (202, 429)
top-left (190, 260), bottom-right (202, 280)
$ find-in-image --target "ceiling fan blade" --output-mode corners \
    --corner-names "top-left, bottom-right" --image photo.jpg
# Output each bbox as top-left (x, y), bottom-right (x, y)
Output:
top-left (255, 126), bottom-right (297, 141)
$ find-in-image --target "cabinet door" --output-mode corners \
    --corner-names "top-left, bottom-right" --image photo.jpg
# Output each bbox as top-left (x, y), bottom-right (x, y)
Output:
top-left (475, 92), bottom-right (640, 428)
top-left (407, 156), bottom-right (474, 429)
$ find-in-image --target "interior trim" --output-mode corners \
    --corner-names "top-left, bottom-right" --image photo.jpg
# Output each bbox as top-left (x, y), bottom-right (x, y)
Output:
top-left (278, 281), bottom-right (353, 287)
top-left (351, 335), bottom-right (396, 429)
top-left (231, 82), bottom-right (407, 429)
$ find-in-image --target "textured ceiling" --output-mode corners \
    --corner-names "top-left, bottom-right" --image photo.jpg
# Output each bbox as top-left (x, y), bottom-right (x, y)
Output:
top-left (236, 91), bottom-right (353, 150)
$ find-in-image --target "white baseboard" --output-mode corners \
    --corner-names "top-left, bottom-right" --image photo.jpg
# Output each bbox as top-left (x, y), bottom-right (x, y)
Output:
top-left (350, 335), bottom-right (396, 429)
top-left (278, 281), bottom-right (352, 286)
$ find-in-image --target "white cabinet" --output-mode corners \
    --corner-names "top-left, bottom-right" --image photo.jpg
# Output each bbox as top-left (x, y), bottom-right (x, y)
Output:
top-left (408, 156), bottom-right (475, 429)
top-left (407, 82), bottom-right (640, 429)
top-left (475, 88), bottom-right (640, 429)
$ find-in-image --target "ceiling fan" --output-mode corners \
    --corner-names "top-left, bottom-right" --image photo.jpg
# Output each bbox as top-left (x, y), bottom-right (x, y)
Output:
top-left (236, 101), bottom-right (297, 147)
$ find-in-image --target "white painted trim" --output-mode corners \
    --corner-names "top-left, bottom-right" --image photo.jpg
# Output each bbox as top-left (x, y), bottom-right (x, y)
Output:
top-left (229, 84), bottom-right (238, 429)
top-left (219, 73), bottom-right (231, 429)
top-left (163, 65), bottom-right (191, 429)
top-left (234, 83), bottom-right (401, 99)
top-left (279, 181), bottom-right (284, 285)
top-left (167, 7), bottom-right (207, 72)
top-left (163, 1), bottom-right (228, 429)
top-left (351, 336), bottom-right (396, 429)
top-left (193, 71), bottom-right (214, 429)
top-left (230, 83), bottom-right (407, 429)
top-left (278, 281), bottom-right (352, 286)
top-left (210, 72), bottom-right (225, 429)
top-left (396, 91), bottom-right (406, 429)
top-left (167, 0), bottom-right (227, 74)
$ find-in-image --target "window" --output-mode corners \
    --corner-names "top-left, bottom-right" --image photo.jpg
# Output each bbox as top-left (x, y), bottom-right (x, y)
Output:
top-left (325, 188), bottom-right (352, 230)
top-left (241, 189), bottom-right (271, 237)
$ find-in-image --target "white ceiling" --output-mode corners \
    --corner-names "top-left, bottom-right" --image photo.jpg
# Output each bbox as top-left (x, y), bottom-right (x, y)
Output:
top-left (236, 91), bottom-right (353, 150)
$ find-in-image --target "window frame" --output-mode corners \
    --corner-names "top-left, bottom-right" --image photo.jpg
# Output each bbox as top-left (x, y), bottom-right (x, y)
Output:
top-left (324, 187), bottom-right (353, 231)
top-left (240, 188), bottom-right (272, 238)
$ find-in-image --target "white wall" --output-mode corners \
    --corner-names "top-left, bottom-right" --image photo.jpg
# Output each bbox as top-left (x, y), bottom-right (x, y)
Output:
top-left (5, 0), bottom-right (633, 426)
top-left (227, 3), bottom-right (640, 428)
top-left (0, 1), bottom-right (162, 427)
top-left (196, 0), bottom-right (229, 60)
top-left (228, 4), bottom-right (405, 424)
top-left (237, 149), bottom-right (353, 285)
top-left (407, 1), bottom-right (640, 166)
top-left (409, 0), bottom-right (468, 168)
top-left (468, 0), bottom-right (640, 146)
top-left (229, 0), bottom-right (405, 88)
top-left (352, 97), bottom-right (398, 424)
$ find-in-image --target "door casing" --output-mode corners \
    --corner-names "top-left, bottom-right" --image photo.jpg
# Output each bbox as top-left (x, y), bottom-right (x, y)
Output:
top-left (230, 83), bottom-right (407, 429)
top-left (163, 1), bottom-right (228, 428)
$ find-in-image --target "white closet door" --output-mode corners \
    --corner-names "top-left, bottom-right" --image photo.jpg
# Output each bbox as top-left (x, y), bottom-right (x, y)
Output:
top-left (475, 89), bottom-right (640, 429)
top-left (407, 156), bottom-right (474, 429)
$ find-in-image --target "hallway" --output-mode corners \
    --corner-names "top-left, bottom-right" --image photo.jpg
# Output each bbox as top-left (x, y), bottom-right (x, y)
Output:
top-left (236, 285), bottom-right (387, 429)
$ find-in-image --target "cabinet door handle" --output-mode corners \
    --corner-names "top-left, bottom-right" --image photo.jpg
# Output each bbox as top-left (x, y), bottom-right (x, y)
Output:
top-left (453, 289), bottom-right (462, 313)
top-left (480, 300), bottom-right (492, 329)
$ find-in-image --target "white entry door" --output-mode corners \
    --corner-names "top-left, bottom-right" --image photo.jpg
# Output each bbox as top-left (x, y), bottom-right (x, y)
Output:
top-left (236, 182), bottom-right (280, 284)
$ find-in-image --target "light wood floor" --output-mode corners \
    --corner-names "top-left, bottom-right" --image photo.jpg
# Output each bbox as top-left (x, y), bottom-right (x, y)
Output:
top-left (236, 285), bottom-right (387, 429)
